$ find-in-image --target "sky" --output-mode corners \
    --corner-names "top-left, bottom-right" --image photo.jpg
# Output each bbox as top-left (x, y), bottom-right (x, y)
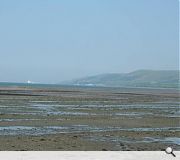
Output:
top-left (0, 0), bottom-right (179, 83)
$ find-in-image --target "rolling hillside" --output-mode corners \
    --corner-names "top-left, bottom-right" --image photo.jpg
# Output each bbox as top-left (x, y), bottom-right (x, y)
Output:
top-left (62, 70), bottom-right (179, 88)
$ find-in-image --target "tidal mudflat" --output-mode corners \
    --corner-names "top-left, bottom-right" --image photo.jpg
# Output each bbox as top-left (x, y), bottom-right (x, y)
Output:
top-left (0, 85), bottom-right (179, 150)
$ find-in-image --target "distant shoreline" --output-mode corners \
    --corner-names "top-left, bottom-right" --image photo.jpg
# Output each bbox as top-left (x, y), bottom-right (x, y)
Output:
top-left (0, 82), bottom-right (179, 92)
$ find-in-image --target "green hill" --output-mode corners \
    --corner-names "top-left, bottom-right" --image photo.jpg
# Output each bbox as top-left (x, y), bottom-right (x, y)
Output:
top-left (63, 70), bottom-right (179, 88)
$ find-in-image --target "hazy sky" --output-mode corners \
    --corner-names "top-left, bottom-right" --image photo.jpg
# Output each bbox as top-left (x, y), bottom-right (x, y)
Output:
top-left (0, 0), bottom-right (179, 83)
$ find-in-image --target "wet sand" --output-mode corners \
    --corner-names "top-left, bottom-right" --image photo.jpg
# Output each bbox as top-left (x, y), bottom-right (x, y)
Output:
top-left (0, 86), bottom-right (179, 150)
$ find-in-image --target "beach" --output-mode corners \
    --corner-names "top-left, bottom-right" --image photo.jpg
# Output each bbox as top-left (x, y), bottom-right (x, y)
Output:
top-left (0, 85), bottom-right (179, 150)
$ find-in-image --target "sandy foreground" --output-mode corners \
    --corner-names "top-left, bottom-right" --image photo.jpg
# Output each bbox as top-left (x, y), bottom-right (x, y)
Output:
top-left (0, 86), bottom-right (179, 150)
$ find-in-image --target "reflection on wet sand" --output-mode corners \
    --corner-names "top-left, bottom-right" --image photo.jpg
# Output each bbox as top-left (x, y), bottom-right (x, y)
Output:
top-left (0, 86), bottom-right (179, 150)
